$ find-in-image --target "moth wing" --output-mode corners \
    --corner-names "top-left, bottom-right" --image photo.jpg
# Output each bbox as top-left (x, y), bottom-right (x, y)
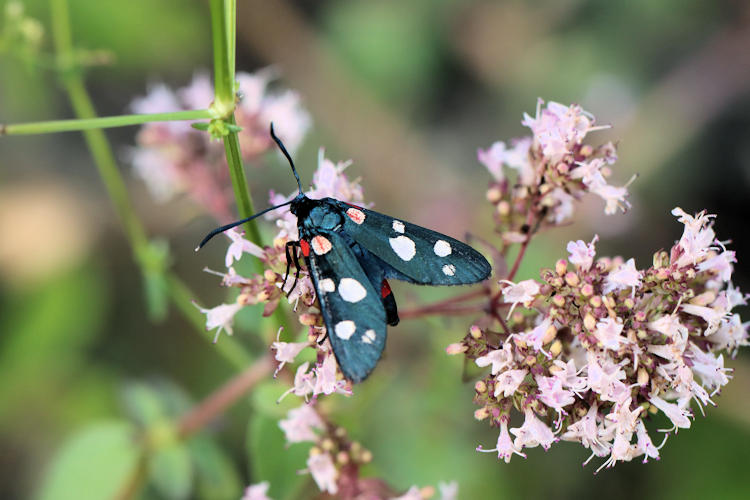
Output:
top-left (304, 230), bottom-right (387, 382)
top-left (332, 199), bottom-right (492, 285)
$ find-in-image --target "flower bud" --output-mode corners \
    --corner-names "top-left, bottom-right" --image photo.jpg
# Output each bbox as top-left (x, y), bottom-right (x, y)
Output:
top-left (543, 324), bottom-right (557, 344)
top-left (321, 438), bottom-right (335, 452)
top-left (487, 186), bottom-right (503, 203)
top-left (637, 367), bottom-right (649, 386)
top-left (299, 313), bottom-right (319, 326)
top-left (590, 295), bottom-right (603, 308)
top-left (360, 449), bottom-right (373, 464)
top-left (555, 259), bottom-right (568, 276)
top-left (552, 295), bottom-right (566, 307)
top-left (579, 144), bottom-right (594, 157)
top-left (497, 201), bottom-right (511, 216)
top-left (470, 325), bottom-right (483, 339)
top-left (264, 269), bottom-right (276, 281)
top-left (564, 272), bottom-right (580, 287)
top-left (690, 291), bottom-right (716, 306)
top-left (556, 162), bottom-right (570, 175)
top-left (446, 342), bottom-right (467, 355)
top-left (550, 339), bottom-right (562, 357)
top-left (336, 451), bottom-right (349, 465)
top-left (475, 380), bottom-right (487, 393)
top-left (581, 283), bottom-right (594, 297)
top-left (584, 313), bottom-right (597, 331)
top-left (624, 297), bottom-right (635, 309)
top-left (474, 407), bottom-right (489, 420)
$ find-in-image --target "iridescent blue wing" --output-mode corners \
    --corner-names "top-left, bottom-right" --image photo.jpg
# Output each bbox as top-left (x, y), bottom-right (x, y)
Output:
top-left (300, 229), bottom-right (388, 382)
top-left (331, 199), bottom-right (492, 285)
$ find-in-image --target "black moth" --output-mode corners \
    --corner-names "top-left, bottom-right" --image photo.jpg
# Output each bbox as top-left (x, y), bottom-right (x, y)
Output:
top-left (198, 125), bottom-right (491, 382)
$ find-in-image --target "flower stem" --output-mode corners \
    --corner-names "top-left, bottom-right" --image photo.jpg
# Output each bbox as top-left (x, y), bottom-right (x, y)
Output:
top-left (1, 110), bottom-right (212, 136)
top-left (177, 355), bottom-right (274, 438)
top-left (48, 0), bottom-right (253, 366)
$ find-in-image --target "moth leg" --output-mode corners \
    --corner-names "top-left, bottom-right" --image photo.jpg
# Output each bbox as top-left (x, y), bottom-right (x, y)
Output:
top-left (290, 241), bottom-right (302, 293)
top-left (282, 241), bottom-right (295, 292)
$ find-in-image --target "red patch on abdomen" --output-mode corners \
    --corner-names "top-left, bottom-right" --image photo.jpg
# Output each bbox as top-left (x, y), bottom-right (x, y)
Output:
top-left (299, 239), bottom-right (310, 257)
top-left (381, 280), bottom-right (392, 298)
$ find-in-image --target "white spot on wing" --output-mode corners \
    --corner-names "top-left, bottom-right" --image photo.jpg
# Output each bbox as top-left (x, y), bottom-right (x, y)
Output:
top-left (442, 264), bottom-right (456, 276)
top-left (318, 278), bottom-right (335, 294)
top-left (434, 240), bottom-right (452, 257)
top-left (392, 220), bottom-right (405, 233)
top-left (389, 235), bottom-right (416, 261)
top-left (362, 329), bottom-right (377, 344)
top-left (338, 278), bottom-right (367, 303)
top-left (335, 320), bottom-right (356, 340)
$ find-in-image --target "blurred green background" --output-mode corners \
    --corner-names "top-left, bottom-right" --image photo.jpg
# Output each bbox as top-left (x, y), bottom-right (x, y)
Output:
top-left (1, 0), bottom-right (749, 499)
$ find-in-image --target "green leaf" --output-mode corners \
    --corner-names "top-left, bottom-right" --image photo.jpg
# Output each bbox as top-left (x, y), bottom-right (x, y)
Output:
top-left (149, 442), bottom-right (193, 500)
top-left (247, 414), bottom-right (307, 500)
top-left (188, 435), bottom-right (242, 500)
top-left (191, 122), bottom-right (211, 131)
top-left (121, 382), bottom-right (166, 427)
top-left (36, 421), bottom-right (141, 500)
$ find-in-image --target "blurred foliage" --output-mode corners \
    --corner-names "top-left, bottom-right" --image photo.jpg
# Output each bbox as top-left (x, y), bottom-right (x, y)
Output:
top-left (1, 0), bottom-right (749, 499)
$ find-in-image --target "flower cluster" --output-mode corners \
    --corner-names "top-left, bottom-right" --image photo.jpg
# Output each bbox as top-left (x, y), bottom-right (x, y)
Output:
top-left (478, 99), bottom-right (629, 245)
top-left (458, 207), bottom-right (747, 471)
top-left (128, 70), bottom-right (311, 219)
top-left (197, 150), bottom-right (366, 394)
top-left (273, 403), bottom-right (459, 499)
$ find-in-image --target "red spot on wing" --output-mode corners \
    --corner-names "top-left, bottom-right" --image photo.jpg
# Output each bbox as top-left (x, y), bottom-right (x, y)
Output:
top-left (299, 239), bottom-right (310, 257)
top-left (343, 201), bottom-right (361, 208)
top-left (381, 280), bottom-right (392, 298)
top-left (346, 207), bottom-right (366, 225)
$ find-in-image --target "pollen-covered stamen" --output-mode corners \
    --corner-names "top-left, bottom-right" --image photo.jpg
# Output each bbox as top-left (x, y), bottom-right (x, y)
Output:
top-left (311, 235), bottom-right (333, 255)
top-left (346, 207), bottom-right (366, 225)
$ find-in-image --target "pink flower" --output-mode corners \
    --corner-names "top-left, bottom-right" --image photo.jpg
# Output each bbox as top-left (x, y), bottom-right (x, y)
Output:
top-left (511, 408), bottom-right (556, 451)
top-left (602, 258), bottom-right (641, 295)
top-left (649, 395), bottom-right (692, 431)
top-left (635, 420), bottom-right (660, 463)
top-left (278, 404), bottom-right (324, 444)
top-left (494, 369), bottom-right (527, 398)
top-left (242, 482), bottom-right (273, 500)
top-left (550, 360), bottom-right (588, 396)
top-left (521, 99), bottom-right (597, 163)
top-left (438, 481), bottom-right (459, 500)
top-left (688, 344), bottom-right (730, 391)
top-left (195, 302), bottom-right (243, 342)
top-left (570, 158), bottom-right (605, 186)
top-left (475, 343), bottom-right (514, 375)
top-left (562, 403), bottom-right (610, 457)
top-left (590, 179), bottom-right (631, 215)
top-left (586, 352), bottom-right (628, 403)
top-left (306, 452), bottom-right (338, 494)
top-left (697, 250), bottom-right (736, 282)
top-left (672, 207), bottom-right (716, 267)
top-left (707, 314), bottom-right (749, 355)
top-left (313, 351), bottom-right (350, 397)
top-left (277, 362), bottom-right (315, 402)
top-left (536, 375), bottom-right (575, 415)
top-left (594, 317), bottom-right (626, 350)
top-left (500, 279), bottom-right (540, 318)
top-left (546, 188), bottom-right (575, 224)
top-left (477, 139), bottom-right (532, 183)
top-left (517, 317), bottom-right (554, 357)
top-left (477, 417), bottom-right (526, 463)
top-left (225, 228), bottom-right (264, 267)
top-left (566, 235), bottom-right (598, 271)
top-left (271, 334), bottom-right (309, 376)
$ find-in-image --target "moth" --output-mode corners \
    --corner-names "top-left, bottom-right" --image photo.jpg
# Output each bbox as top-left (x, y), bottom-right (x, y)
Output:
top-left (198, 125), bottom-right (491, 382)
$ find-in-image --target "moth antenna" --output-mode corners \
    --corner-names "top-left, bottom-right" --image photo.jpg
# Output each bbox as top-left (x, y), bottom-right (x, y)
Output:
top-left (195, 199), bottom-right (294, 251)
top-left (270, 122), bottom-right (303, 194)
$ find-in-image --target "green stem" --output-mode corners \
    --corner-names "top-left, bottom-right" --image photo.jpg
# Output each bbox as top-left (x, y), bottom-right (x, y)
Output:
top-left (2, 110), bottom-right (212, 136)
top-left (48, 0), bottom-right (253, 366)
top-left (210, 0), bottom-right (233, 116)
